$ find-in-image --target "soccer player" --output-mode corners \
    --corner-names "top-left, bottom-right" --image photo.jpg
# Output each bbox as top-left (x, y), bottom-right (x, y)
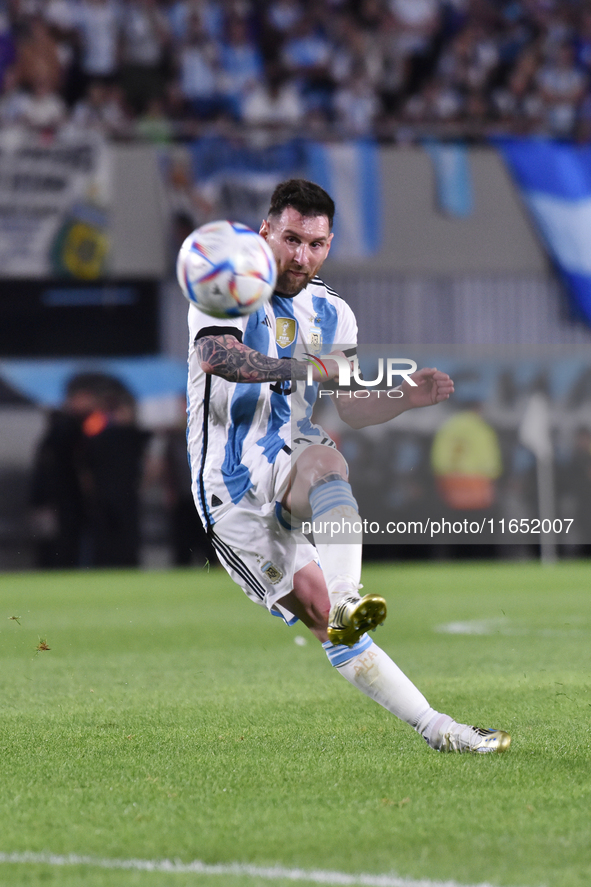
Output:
top-left (187, 179), bottom-right (510, 754)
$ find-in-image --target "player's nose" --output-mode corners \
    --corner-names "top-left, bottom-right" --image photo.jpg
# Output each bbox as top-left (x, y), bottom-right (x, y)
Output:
top-left (294, 243), bottom-right (309, 264)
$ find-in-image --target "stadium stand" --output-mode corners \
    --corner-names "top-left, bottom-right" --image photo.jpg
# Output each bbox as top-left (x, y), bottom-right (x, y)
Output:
top-left (0, 0), bottom-right (590, 143)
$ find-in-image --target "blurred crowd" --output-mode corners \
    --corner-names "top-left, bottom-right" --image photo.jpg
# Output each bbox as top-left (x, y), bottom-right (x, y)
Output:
top-left (2, 0), bottom-right (591, 144)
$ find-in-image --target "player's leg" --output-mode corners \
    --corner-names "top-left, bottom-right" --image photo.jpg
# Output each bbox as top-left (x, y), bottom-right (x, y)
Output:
top-left (277, 561), bottom-right (329, 642)
top-left (283, 443), bottom-right (386, 644)
top-left (283, 562), bottom-right (439, 736)
top-left (279, 563), bottom-right (510, 753)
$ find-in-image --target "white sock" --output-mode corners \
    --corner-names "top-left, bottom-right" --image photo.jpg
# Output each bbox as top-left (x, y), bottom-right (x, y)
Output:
top-left (307, 473), bottom-right (364, 605)
top-left (312, 496), bottom-right (363, 606)
top-left (313, 509), bottom-right (362, 606)
top-left (324, 636), bottom-right (439, 732)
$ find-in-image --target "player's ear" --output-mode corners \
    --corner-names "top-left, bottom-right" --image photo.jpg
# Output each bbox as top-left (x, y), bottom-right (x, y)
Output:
top-left (259, 218), bottom-right (270, 240)
top-left (326, 231), bottom-right (334, 254)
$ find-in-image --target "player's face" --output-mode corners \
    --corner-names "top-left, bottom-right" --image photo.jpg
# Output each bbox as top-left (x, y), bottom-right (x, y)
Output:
top-left (260, 208), bottom-right (333, 296)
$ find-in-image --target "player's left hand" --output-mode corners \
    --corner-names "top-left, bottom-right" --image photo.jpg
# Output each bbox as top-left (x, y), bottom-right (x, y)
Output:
top-left (400, 367), bottom-right (454, 408)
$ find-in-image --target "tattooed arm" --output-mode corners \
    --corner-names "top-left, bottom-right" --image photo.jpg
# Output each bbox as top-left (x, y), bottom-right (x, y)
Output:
top-left (196, 334), bottom-right (309, 383)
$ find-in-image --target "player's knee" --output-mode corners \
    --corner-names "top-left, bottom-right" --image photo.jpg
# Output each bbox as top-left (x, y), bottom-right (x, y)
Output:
top-left (296, 445), bottom-right (347, 487)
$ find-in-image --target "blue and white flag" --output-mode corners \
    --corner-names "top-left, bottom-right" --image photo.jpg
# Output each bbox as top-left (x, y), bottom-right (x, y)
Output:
top-left (305, 140), bottom-right (381, 258)
top-left (497, 138), bottom-right (591, 324)
top-left (424, 140), bottom-right (474, 218)
top-left (188, 137), bottom-right (307, 233)
top-left (185, 137), bottom-right (381, 257)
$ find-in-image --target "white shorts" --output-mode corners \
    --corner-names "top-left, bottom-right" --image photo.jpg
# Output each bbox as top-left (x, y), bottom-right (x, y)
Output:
top-left (209, 435), bottom-right (338, 623)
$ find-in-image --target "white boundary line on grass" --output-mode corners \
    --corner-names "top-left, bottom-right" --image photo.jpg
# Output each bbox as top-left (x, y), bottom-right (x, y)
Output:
top-left (0, 851), bottom-right (517, 887)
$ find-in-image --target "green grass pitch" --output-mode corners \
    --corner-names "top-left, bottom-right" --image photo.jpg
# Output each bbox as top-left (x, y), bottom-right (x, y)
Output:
top-left (1, 560), bottom-right (591, 887)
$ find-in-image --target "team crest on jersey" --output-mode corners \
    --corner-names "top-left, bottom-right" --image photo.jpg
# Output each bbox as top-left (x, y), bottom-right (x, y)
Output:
top-left (309, 327), bottom-right (322, 348)
top-left (276, 318), bottom-right (296, 348)
top-left (261, 561), bottom-right (283, 584)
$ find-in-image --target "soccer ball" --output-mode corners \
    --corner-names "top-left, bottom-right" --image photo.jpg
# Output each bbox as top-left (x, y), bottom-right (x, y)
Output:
top-left (176, 220), bottom-right (277, 318)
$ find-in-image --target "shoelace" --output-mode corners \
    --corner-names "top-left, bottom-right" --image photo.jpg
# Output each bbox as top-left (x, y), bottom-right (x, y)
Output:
top-left (442, 725), bottom-right (482, 752)
top-left (329, 595), bottom-right (361, 628)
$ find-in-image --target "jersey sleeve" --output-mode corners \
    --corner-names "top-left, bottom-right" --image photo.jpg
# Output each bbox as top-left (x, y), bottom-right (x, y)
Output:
top-left (188, 305), bottom-right (247, 346)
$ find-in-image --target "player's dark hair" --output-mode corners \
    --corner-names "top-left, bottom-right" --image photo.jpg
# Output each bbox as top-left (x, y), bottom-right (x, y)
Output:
top-left (268, 179), bottom-right (335, 229)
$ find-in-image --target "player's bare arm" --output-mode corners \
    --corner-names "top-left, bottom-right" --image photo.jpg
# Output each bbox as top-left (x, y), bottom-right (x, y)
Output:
top-left (196, 334), bottom-right (302, 382)
top-left (335, 367), bottom-right (454, 429)
top-left (197, 334), bottom-right (342, 384)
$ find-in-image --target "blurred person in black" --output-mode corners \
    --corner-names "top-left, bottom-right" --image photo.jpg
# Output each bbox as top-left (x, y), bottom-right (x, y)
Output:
top-left (30, 371), bottom-right (104, 567)
top-left (30, 371), bottom-right (150, 568)
top-left (82, 376), bottom-right (151, 567)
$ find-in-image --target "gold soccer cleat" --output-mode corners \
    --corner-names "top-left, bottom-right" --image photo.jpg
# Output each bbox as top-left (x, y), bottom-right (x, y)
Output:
top-left (327, 594), bottom-right (387, 646)
top-left (440, 726), bottom-right (511, 754)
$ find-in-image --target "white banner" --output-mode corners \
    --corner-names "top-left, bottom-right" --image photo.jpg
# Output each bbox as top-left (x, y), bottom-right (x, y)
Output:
top-left (0, 133), bottom-right (111, 278)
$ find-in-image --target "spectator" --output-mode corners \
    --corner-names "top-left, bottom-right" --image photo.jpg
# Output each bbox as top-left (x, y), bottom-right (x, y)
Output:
top-left (177, 8), bottom-right (225, 120)
top-left (430, 402), bottom-right (503, 558)
top-left (218, 15), bottom-right (263, 119)
top-left (68, 79), bottom-right (128, 136)
top-left (437, 22), bottom-right (500, 94)
top-left (42, 0), bottom-right (83, 105)
top-left (167, 0), bottom-right (225, 44)
top-left (265, 0), bottom-right (304, 36)
top-left (334, 63), bottom-right (381, 136)
top-left (18, 70), bottom-right (67, 131)
top-left (14, 13), bottom-right (63, 93)
top-left (82, 376), bottom-right (151, 568)
top-left (401, 75), bottom-right (463, 128)
top-left (241, 61), bottom-right (304, 131)
top-left (119, 0), bottom-right (171, 114)
top-left (0, 7), bottom-right (16, 90)
top-left (29, 372), bottom-right (103, 569)
top-left (491, 43), bottom-right (544, 134)
top-left (135, 94), bottom-right (174, 141)
top-left (0, 64), bottom-right (28, 127)
top-left (431, 405), bottom-right (503, 512)
top-left (329, 11), bottom-right (383, 92)
top-left (74, 0), bottom-right (121, 88)
top-left (280, 15), bottom-right (332, 115)
top-left (379, 9), bottom-right (413, 116)
top-left (575, 8), bottom-right (591, 76)
top-left (388, 0), bottom-right (443, 95)
top-left (536, 40), bottom-right (587, 136)
top-left (355, 0), bottom-right (386, 33)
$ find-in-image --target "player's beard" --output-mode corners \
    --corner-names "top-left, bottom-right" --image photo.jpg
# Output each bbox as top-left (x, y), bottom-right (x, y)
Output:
top-left (274, 266), bottom-right (314, 297)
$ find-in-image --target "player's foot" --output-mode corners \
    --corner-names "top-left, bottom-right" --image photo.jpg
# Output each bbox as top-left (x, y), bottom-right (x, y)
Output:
top-left (439, 725), bottom-right (511, 754)
top-left (327, 593), bottom-right (387, 646)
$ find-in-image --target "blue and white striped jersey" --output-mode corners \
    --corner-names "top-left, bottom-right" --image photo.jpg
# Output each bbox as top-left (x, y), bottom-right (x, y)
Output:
top-left (187, 277), bottom-right (357, 529)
